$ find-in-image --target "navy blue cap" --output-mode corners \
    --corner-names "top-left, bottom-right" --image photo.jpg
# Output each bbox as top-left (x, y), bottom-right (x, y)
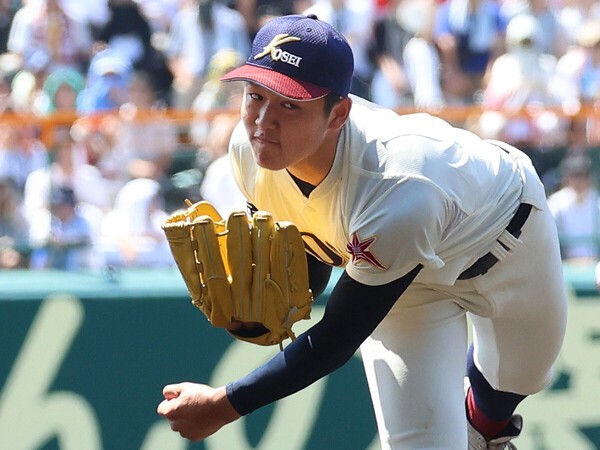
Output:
top-left (220, 14), bottom-right (354, 100)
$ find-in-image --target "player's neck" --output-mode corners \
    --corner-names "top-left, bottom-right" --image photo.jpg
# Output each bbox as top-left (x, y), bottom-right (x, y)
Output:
top-left (287, 171), bottom-right (316, 197)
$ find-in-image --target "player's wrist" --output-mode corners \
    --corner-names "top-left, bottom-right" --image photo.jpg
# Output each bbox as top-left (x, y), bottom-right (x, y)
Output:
top-left (212, 385), bottom-right (241, 423)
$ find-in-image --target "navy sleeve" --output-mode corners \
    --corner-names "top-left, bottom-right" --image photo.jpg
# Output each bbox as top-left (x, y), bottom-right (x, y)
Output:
top-left (225, 264), bottom-right (423, 415)
top-left (307, 253), bottom-right (333, 299)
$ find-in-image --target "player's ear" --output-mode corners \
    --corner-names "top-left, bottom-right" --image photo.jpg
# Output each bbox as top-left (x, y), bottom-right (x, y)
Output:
top-left (328, 97), bottom-right (352, 131)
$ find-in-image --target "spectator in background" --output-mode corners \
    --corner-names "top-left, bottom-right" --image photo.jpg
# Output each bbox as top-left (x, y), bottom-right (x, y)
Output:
top-left (554, 19), bottom-right (600, 109)
top-left (29, 186), bottom-right (94, 270)
top-left (190, 48), bottom-right (244, 149)
top-left (292, 0), bottom-right (316, 14)
top-left (553, 18), bottom-right (600, 148)
top-left (0, 122), bottom-right (49, 193)
top-left (192, 48), bottom-right (245, 111)
top-left (368, 0), bottom-right (414, 108)
top-left (199, 160), bottom-right (247, 218)
top-left (200, 153), bottom-right (247, 217)
top-left (98, 177), bottom-right (172, 268)
top-left (555, 0), bottom-right (600, 51)
top-left (33, 66), bottom-right (86, 116)
top-left (199, 113), bottom-right (246, 216)
top-left (69, 115), bottom-right (131, 204)
top-left (113, 70), bottom-right (179, 187)
top-left (0, 177), bottom-right (28, 269)
top-left (370, 0), bottom-right (445, 109)
top-left (303, 0), bottom-right (375, 98)
top-left (477, 14), bottom-right (563, 153)
top-left (235, 0), bottom-right (314, 36)
top-left (76, 48), bottom-right (133, 114)
top-left (0, 0), bottom-right (18, 54)
top-left (95, 0), bottom-right (173, 104)
top-left (135, 0), bottom-right (180, 35)
top-left (59, 0), bottom-right (111, 35)
top-left (433, 0), bottom-right (507, 104)
top-left (166, 0), bottom-right (250, 109)
top-left (177, 49), bottom-right (245, 210)
top-left (500, 0), bottom-right (569, 58)
top-left (548, 154), bottom-right (600, 262)
top-left (96, 0), bottom-right (154, 70)
top-left (0, 67), bottom-right (13, 114)
top-left (7, 0), bottom-right (92, 72)
top-left (22, 125), bottom-right (110, 223)
top-left (9, 53), bottom-right (52, 115)
top-left (235, 0), bottom-right (297, 37)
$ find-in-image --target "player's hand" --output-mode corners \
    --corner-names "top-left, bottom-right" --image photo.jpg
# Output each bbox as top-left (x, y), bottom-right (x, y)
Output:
top-left (157, 382), bottom-right (241, 441)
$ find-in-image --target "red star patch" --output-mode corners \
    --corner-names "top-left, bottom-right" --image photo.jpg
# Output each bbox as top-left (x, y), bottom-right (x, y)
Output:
top-left (346, 232), bottom-right (387, 270)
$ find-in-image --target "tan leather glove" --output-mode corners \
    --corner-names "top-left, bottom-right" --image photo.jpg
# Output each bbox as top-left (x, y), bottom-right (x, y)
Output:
top-left (162, 200), bottom-right (313, 347)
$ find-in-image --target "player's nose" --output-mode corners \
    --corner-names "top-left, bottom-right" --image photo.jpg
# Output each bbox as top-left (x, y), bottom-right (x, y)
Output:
top-left (254, 104), bottom-right (277, 128)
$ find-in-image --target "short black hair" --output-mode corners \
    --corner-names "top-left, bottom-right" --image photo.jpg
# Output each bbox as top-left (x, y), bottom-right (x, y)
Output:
top-left (323, 92), bottom-right (344, 115)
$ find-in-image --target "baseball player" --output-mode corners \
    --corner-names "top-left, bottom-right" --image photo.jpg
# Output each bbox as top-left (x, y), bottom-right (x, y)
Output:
top-left (157, 14), bottom-right (568, 449)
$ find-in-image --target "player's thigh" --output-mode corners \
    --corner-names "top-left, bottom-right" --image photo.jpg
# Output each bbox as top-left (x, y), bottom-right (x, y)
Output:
top-left (468, 206), bottom-right (568, 394)
top-left (360, 287), bottom-right (469, 450)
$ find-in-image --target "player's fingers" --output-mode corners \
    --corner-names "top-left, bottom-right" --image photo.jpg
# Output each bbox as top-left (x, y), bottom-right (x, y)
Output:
top-left (162, 383), bottom-right (184, 400)
top-left (156, 405), bottom-right (192, 439)
top-left (156, 398), bottom-right (174, 417)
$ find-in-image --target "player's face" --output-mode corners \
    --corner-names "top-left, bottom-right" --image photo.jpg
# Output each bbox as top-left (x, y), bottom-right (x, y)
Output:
top-left (241, 83), bottom-right (347, 182)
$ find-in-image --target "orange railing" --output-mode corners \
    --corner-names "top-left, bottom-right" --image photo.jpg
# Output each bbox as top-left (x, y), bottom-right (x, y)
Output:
top-left (2, 102), bottom-right (600, 148)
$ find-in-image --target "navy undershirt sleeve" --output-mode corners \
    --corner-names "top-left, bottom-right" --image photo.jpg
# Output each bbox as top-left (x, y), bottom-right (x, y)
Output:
top-left (226, 264), bottom-right (423, 415)
top-left (307, 253), bottom-right (332, 299)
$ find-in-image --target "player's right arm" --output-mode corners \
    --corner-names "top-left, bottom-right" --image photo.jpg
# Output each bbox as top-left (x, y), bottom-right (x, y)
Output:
top-left (225, 263), bottom-right (423, 415)
top-left (157, 264), bottom-right (422, 442)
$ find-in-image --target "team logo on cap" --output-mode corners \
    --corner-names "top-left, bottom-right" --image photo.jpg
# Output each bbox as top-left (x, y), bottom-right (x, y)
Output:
top-left (254, 34), bottom-right (303, 67)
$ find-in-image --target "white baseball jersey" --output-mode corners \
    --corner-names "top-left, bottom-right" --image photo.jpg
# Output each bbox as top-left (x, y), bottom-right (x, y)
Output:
top-left (229, 96), bottom-right (547, 286)
top-left (228, 96), bottom-right (566, 450)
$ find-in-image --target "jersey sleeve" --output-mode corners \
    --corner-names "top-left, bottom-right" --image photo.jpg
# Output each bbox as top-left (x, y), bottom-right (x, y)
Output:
top-left (345, 179), bottom-right (450, 286)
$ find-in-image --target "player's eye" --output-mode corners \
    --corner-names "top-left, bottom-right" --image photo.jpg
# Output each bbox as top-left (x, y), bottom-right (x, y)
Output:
top-left (247, 92), bottom-right (263, 101)
top-left (281, 101), bottom-right (299, 110)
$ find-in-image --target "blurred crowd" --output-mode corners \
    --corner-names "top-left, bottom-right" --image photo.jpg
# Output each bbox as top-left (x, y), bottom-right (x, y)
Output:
top-left (2, 0), bottom-right (600, 271)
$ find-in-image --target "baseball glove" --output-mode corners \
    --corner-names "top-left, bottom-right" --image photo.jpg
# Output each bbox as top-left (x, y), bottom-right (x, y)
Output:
top-left (161, 200), bottom-right (313, 347)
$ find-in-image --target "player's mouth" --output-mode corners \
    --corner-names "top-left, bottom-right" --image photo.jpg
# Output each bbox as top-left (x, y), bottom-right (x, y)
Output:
top-left (252, 135), bottom-right (279, 146)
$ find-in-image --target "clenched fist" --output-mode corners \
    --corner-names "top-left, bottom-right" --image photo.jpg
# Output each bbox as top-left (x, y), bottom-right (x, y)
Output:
top-left (157, 382), bottom-right (241, 441)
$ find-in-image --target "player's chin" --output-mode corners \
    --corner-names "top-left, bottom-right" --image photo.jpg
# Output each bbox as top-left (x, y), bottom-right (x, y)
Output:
top-left (251, 148), bottom-right (285, 171)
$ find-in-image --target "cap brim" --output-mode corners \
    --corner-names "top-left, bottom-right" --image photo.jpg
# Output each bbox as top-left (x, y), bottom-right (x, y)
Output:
top-left (220, 64), bottom-right (330, 100)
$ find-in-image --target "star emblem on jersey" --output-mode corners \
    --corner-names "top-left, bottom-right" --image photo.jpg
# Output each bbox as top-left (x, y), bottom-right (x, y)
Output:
top-left (346, 232), bottom-right (387, 270)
